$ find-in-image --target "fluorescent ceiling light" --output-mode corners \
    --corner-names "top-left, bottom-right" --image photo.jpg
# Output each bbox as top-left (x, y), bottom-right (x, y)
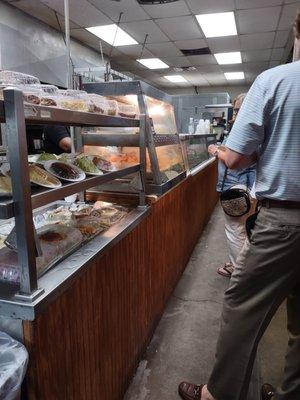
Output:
top-left (214, 52), bottom-right (242, 65)
top-left (164, 75), bottom-right (187, 83)
top-left (86, 24), bottom-right (137, 46)
top-left (137, 58), bottom-right (169, 69)
top-left (196, 12), bottom-right (237, 38)
top-left (224, 72), bottom-right (245, 80)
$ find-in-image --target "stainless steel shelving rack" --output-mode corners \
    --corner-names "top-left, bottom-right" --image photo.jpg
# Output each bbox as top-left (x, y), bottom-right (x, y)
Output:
top-left (0, 87), bottom-right (147, 303)
top-left (82, 80), bottom-right (187, 195)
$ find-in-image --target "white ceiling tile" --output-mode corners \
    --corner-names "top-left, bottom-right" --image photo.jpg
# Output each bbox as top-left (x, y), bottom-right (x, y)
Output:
top-left (120, 20), bottom-right (169, 43)
top-left (203, 73), bottom-right (228, 85)
top-left (242, 49), bottom-right (272, 62)
top-left (41, 0), bottom-right (111, 28)
top-left (220, 63), bottom-right (247, 72)
top-left (274, 30), bottom-right (291, 47)
top-left (174, 39), bottom-right (207, 50)
top-left (236, 0), bottom-right (283, 9)
top-left (237, 7), bottom-right (282, 34)
top-left (181, 71), bottom-right (210, 85)
top-left (116, 45), bottom-right (153, 58)
top-left (186, 0), bottom-right (235, 14)
top-left (141, 1), bottom-right (190, 18)
top-left (207, 36), bottom-right (241, 52)
top-left (240, 32), bottom-right (275, 50)
top-left (271, 47), bottom-right (285, 59)
top-left (278, 3), bottom-right (300, 30)
top-left (87, 0), bottom-right (149, 23)
top-left (146, 42), bottom-right (182, 57)
top-left (160, 56), bottom-right (193, 67)
top-left (155, 16), bottom-right (202, 41)
top-left (188, 54), bottom-right (218, 66)
top-left (244, 61), bottom-right (270, 73)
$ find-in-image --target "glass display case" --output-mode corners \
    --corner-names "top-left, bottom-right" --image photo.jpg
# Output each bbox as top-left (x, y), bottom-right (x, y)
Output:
top-left (82, 81), bottom-right (187, 195)
top-left (180, 134), bottom-right (216, 174)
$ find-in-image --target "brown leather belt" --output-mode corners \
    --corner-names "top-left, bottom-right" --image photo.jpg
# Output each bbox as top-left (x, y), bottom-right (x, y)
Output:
top-left (260, 199), bottom-right (300, 209)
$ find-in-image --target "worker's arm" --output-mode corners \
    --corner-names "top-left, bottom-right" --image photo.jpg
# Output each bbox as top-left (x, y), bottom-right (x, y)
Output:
top-left (58, 136), bottom-right (72, 152)
top-left (208, 144), bottom-right (257, 169)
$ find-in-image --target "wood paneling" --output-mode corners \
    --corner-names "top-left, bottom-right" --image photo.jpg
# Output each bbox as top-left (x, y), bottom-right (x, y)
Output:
top-left (22, 162), bottom-right (218, 400)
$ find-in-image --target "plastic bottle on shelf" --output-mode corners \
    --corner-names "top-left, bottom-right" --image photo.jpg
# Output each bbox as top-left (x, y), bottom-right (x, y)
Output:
top-left (188, 117), bottom-right (194, 134)
top-left (196, 119), bottom-right (205, 134)
top-left (205, 119), bottom-right (211, 135)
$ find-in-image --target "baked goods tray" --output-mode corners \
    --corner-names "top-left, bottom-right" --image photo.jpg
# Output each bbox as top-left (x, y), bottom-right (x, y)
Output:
top-left (0, 100), bottom-right (139, 128)
top-left (0, 164), bottom-right (140, 219)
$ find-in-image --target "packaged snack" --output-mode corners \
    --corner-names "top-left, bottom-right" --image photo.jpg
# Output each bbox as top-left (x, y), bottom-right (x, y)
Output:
top-left (57, 89), bottom-right (93, 112)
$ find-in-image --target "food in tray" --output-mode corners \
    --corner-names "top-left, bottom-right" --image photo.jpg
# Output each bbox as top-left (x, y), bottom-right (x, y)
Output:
top-left (74, 155), bottom-right (103, 175)
top-left (91, 156), bottom-right (114, 172)
top-left (0, 224), bottom-right (83, 283)
top-left (29, 165), bottom-right (62, 188)
top-left (0, 176), bottom-right (12, 195)
top-left (0, 163), bottom-right (61, 188)
top-left (75, 216), bottom-right (105, 238)
top-left (38, 153), bottom-right (58, 162)
top-left (44, 161), bottom-right (85, 182)
top-left (164, 170), bottom-right (179, 180)
top-left (73, 205), bottom-right (93, 219)
top-left (43, 206), bottom-right (74, 224)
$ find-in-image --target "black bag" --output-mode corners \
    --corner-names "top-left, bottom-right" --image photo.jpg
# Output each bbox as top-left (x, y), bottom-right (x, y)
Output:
top-left (220, 167), bottom-right (251, 217)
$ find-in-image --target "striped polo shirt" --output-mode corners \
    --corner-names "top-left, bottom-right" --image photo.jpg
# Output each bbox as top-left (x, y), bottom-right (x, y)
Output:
top-left (226, 60), bottom-right (300, 201)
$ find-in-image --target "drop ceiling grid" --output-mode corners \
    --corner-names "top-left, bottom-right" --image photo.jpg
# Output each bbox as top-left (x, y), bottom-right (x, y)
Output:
top-left (9, 0), bottom-right (300, 88)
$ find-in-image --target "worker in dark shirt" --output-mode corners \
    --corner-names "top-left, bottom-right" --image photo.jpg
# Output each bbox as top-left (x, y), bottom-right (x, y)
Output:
top-left (42, 125), bottom-right (71, 154)
top-left (26, 125), bottom-right (71, 154)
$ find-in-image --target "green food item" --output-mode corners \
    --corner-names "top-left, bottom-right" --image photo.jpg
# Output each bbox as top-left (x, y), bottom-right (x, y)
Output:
top-left (74, 156), bottom-right (100, 174)
top-left (38, 153), bottom-right (57, 161)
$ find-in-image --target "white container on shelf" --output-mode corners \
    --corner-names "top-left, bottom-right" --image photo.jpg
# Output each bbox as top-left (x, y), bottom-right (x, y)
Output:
top-left (196, 119), bottom-right (205, 134)
top-left (188, 117), bottom-right (194, 134)
top-left (205, 119), bottom-right (211, 135)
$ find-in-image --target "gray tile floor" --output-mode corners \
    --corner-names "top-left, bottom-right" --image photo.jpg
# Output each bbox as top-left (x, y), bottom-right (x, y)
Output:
top-left (124, 205), bottom-right (286, 400)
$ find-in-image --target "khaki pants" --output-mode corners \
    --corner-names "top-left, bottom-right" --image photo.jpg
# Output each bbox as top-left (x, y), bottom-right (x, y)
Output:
top-left (224, 213), bottom-right (248, 268)
top-left (207, 206), bottom-right (300, 400)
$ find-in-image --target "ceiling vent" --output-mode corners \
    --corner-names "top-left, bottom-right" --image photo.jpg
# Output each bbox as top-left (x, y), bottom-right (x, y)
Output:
top-left (180, 47), bottom-right (211, 56)
top-left (173, 66), bottom-right (197, 72)
top-left (136, 0), bottom-right (180, 4)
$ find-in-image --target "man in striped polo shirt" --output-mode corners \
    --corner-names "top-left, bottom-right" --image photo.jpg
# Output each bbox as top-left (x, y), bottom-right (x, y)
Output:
top-left (178, 12), bottom-right (300, 400)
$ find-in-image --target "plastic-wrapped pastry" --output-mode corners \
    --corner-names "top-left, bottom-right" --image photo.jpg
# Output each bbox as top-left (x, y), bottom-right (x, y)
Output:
top-left (57, 89), bottom-right (93, 112)
top-left (117, 103), bottom-right (137, 119)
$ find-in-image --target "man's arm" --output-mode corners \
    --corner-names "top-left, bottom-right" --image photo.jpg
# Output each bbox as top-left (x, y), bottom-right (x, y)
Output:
top-left (208, 144), bottom-right (257, 169)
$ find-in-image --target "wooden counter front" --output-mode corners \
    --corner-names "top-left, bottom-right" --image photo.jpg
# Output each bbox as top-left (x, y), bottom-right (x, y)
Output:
top-left (22, 161), bottom-right (218, 400)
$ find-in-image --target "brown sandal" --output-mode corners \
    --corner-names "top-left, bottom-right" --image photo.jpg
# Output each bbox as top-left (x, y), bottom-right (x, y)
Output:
top-left (217, 263), bottom-right (234, 277)
top-left (178, 382), bottom-right (204, 400)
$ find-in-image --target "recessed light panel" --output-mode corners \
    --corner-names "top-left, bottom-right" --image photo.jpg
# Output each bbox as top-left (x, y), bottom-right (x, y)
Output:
top-left (164, 75), bottom-right (187, 83)
top-left (137, 58), bottom-right (169, 69)
top-left (196, 12), bottom-right (237, 38)
top-left (214, 52), bottom-right (242, 65)
top-left (224, 72), bottom-right (245, 80)
top-left (86, 24), bottom-right (138, 46)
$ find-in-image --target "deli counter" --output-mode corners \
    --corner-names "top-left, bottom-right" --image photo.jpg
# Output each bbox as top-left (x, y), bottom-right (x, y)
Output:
top-left (0, 77), bottom-right (218, 400)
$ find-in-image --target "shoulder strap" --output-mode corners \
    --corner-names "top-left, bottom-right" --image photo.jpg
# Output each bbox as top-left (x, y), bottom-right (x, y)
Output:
top-left (221, 166), bottom-right (228, 192)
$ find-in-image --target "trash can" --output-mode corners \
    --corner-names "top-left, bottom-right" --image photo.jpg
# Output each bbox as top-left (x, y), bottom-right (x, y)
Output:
top-left (0, 332), bottom-right (28, 400)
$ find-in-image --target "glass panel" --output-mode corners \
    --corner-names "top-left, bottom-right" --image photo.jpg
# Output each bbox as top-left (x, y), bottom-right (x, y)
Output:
top-left (185, 137), bottom-right (209, 170)
top-left (156, 144), bottom-right (185, 174)
top-left (145, 96), bottom-right (177, 135)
